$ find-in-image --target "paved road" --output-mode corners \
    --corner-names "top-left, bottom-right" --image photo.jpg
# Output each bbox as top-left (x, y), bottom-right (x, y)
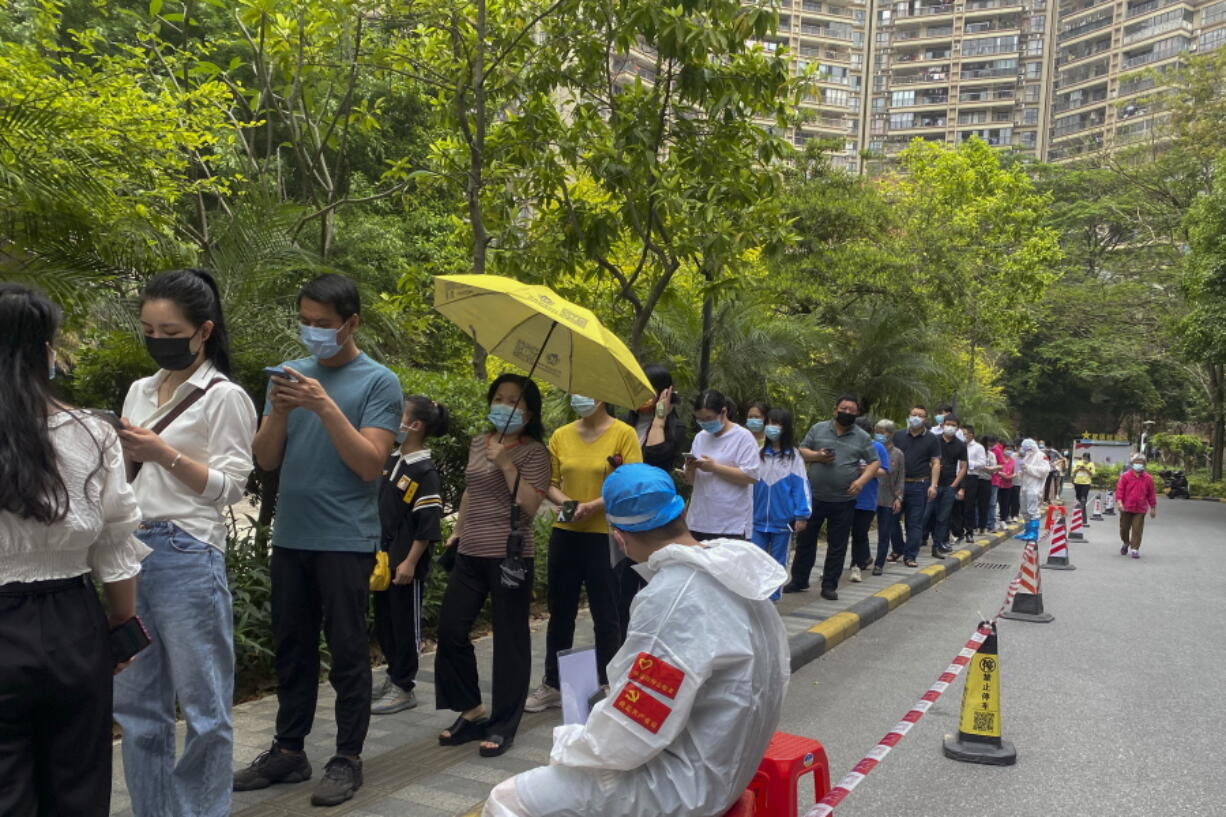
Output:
top-left (779, 495), bottom-right (1226, 817)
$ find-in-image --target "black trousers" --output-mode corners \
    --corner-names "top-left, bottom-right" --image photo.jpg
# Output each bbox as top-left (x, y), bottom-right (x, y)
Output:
top-left (271, 548), bottom-right (374, 758)
top-left (792, 499), bottom-right (856, 591)
top-left (1007, 485), bottom-right (1021, 519)
top-left (1074, 483), bottom-right (1091, 506)
top-left (544, 528), bottom-right (621, 688)
top-left (0, 576), bottom-right (111, 817)
top-left (435, 553), bottom-right (533, 739)
top-left (614, 556), bottom-right (646, 644)
top-left (962, 475), bottom-right (981, 532)
top-left (850, 508), bottom-right (876, 569)
top-left (372, 551), bottom-right (423, 692)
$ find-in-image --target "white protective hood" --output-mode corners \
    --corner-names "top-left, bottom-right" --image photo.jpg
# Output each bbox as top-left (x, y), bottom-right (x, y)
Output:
top-left (634, 537), bottom-right (790, 602)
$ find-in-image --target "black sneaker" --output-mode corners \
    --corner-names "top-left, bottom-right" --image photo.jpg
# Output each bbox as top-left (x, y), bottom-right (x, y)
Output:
top-left (311, 756), bottom-right (363, 807)
top-left (782, 582), bottom-right (808, 594)
top-left (819, 587), bottom-right (839, 601)
top-left (233, 743), bottom-right (312, 791)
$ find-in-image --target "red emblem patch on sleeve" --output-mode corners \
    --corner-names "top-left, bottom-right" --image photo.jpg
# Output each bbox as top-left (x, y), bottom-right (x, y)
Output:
top-left (627, 652), bottom-right (685, 699)
top-left (612, 682), bottom-right (672, 734)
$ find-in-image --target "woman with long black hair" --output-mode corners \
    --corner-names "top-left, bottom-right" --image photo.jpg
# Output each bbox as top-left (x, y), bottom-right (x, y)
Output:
top-left (112, 270), bottom-right (257, 817)
top-left (0, 284), bottom-right (148, 816)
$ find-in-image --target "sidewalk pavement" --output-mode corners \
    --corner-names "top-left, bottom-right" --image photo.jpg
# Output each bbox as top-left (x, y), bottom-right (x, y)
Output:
top-left (107, 524), bottom-right (1019, 817)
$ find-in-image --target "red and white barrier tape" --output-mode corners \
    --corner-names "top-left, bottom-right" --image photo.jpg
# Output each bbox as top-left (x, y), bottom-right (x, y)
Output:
top-left (802, 534), bottom-right (1034, 817)
top-left (802, 624), bottom-right (992, 817)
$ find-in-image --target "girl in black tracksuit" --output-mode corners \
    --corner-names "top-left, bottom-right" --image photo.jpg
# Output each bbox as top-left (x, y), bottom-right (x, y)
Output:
top-left (371, 396), bottom-right (448, 712)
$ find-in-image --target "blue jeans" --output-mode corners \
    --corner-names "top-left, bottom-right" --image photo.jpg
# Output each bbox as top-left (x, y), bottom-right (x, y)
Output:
top-left (113, 522), bottom-right (234, 817)
top-left (874, 506), bottom-right (904, 567)
top-left (932, 485), bottom-right (960, 548)
top-left (902, 482), bottom-right (933, 561)
top-left (752, 529), bottom-right (792, 601)
top-left (988, 485), bottom-right (999, 528)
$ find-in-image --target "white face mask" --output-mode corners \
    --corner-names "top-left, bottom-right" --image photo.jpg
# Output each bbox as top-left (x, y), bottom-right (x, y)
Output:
top-left (907, 415), bottom-right (925, 429)
top-left (1132, 463), bottom-right (1145, 472)
top-left (942, 425), bottom-right (957, 437)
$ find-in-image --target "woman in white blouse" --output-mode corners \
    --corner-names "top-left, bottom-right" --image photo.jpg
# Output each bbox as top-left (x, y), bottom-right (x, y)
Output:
top-left (112, 270), bottom-right (257, 817)
top-left (0, 284), bottom-right (149, 816)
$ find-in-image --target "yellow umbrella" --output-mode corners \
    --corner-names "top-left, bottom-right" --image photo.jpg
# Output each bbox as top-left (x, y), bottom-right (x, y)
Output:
top-left (434, 274), bottom-right (655, 409)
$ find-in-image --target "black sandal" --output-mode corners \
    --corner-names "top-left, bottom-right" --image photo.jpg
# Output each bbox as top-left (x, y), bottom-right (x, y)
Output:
top-left (478, 734), bottom-right (514, 758)
top-left (439, 715), bottom-right (488, 746)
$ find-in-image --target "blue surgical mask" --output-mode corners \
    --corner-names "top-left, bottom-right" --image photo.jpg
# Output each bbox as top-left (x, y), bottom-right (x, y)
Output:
top-left (488, 404), bottom-right (527, 434)
top-left (570, 394), bottom-right (598, 418)
top-left (698, 419), bottom-right (724, 435)
top-left (874, 432), bottom-right (886, 443)
top-left (764, 424), bottom-right (782, 441)
top-left (746, 418), bottom-right (765, 433)
top-left (934, 413), bottom-right (945, 425)
top-left (1132, 463), bottom-right (1144, 472)
top-left (299, 322), bottom-right (348, 360)
top-left (395, 424), bottom-right (410, 446)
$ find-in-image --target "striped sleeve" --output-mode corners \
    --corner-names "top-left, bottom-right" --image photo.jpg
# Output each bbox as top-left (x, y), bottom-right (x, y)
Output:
top-left (408, 463), bottom-right (443, 543)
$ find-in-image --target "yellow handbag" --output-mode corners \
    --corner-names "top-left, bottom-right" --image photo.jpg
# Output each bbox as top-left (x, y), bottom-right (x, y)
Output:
top-left (370, 551), bottom-right (391, 591)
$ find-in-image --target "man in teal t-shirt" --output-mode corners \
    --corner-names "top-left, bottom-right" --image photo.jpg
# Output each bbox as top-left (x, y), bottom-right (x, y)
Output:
top-left (234, 274), bottom-right (403, 808)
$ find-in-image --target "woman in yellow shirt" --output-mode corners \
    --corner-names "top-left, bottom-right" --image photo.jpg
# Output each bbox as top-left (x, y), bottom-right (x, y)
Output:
top-left (1071, 453), bottom-right (1096, 510)
top-left (523, 395), bottom-right (642, 713)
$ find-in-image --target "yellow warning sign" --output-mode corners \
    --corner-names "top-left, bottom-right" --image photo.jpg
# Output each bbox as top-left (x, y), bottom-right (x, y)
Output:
top-left (958, 652), bottom-right (1001, 739)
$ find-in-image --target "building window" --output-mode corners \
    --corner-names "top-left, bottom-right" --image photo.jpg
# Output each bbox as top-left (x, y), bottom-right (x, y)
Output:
top-left (1023, 106), bottom-right (1039, 124)
top-left (1205, 0), bottom-right (1226, 24)
top-left (963, 35), bottom-right (1020, 56)
top-left (892, 89), bottom-right (915, 106)
top-left (1201, 26), bottom-right (1226, 51)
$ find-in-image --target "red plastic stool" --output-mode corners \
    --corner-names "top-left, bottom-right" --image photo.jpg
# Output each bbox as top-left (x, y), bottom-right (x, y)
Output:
top-left (746, 732), bottom-right (831, 817)
top-left (721, 790), bottom-right (757, 817)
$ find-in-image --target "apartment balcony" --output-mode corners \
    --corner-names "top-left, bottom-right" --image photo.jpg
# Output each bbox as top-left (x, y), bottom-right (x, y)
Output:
top-left (962, 44), bottom-right (1022, 57)
top-left (960, 66), bottom-right (1019, 80)
top-left (895, 3), bottom-right (955, 19)
top-left (1122, 16), bottom-right (1191, 45)
top-left (892, 94), bottom-right (951, 107)
top-left (1124, 0), bottom-right (1186, 20)
top-left (964, 0), bottom-right (1026, 16)
top-left (893, 50), bottom-right (954, 63)
top-left (1057, 13), bottom-right (1114, 43)
top-left (1051, 108), bottom-right (1107, 138)
top-left (890, 66), bottom-right (952, 84)
top-left (1121, 40), bottom-right (1188, 68)
top-left (1058, 0), bottom-right (1112, 17)
top-left (958, 87), bottom-right (1016, 103)
top-left (893, 26), bottom-right (955, 43)
top-left (798, 23), bottom-right (856, 40)
top-left (1052, 90), bottom-right (1109, 113)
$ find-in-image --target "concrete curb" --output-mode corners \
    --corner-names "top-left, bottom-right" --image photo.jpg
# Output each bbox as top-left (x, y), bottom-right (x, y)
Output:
top-left (1176, 495), bottom-right (1226, 503)
top-left (788, 525), bottom-right (1019, 672)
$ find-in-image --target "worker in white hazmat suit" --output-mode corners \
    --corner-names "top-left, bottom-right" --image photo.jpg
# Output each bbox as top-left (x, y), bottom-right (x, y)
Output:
top-left (1016, 438), bottom-right (1051, 542)
top-left (483, 463), bottom-right (790, 817)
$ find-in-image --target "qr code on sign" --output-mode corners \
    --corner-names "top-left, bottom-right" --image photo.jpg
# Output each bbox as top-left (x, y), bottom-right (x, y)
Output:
top-left (973, 712), bottom-right (995, 732)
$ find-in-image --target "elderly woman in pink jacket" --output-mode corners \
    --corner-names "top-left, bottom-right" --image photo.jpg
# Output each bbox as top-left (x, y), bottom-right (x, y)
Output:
top-left (1115, 454), bottom-right (1157, 558)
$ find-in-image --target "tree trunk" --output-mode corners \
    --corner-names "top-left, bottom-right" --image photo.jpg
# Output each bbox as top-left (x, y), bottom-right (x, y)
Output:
top-left (468, 0), bottom-right (489, 381)
top-left (1211, 363), bottom-right (1224, 482)
top-left (698, 291), bottom-right (714, 392)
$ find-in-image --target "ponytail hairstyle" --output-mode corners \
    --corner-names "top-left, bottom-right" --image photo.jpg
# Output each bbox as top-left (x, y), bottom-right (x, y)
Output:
top-left (0, 284), bottom-right (71, 522)
top-left (693, 388), bottom-right (734, 420)
top-left (140, 269), bottom-right (232, 375)
top-left (405, 395), bottom-right (450, 438)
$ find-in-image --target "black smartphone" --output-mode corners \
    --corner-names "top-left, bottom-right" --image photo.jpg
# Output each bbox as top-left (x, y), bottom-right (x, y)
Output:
top-left (110, 616), bottom-right (152, 665)
top-left (557, 500), bottom-right (579, 523)
top-left (89, 409), bottom-right (125, 431)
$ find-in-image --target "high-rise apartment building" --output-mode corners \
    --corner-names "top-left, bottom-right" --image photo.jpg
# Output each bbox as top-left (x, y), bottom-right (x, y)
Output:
top-left (759, 0), bottom-right (1226, 168)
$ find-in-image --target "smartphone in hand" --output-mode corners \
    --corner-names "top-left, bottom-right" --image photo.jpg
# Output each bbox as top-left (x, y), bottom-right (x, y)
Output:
top-left (557, 500), bottom-right (579, 523)
top-left (263, 366), bottom-right (297, 380)
top-left (110, 616), bottom-right (152, 666)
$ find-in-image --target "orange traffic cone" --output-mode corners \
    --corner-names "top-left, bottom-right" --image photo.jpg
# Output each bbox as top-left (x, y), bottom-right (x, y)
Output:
top-left (1000, 541), bottom-right (1054, 623)
top-left (1043, 511), bottom-right (1075, 571)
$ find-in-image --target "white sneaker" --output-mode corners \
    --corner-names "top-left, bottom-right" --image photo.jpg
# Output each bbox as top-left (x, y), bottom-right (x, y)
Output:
top-left (524, 682), bottom-right (562, 712)
top-left (849, 566), bottom-right (863, 583)
top-left (1129, 548), bottom-right (1140, 559)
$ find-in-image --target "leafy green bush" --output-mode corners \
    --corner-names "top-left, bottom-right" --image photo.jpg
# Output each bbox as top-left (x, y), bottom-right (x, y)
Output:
top-left (227, 521), bottom-right (276, 700)
top-left (1187, 478), bottom-right (1226, 498)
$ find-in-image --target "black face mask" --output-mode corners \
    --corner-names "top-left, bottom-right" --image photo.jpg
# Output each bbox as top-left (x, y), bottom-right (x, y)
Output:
top-left (144, 333), bottom-right (200, 371)
top-left (835, 411), bottom-right (857, 428)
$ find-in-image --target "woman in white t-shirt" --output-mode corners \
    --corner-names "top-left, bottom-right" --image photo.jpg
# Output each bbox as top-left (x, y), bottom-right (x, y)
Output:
top-left (683, 389), bottom-right (760, 540)
top-left (112, 270), bottom-right (257, 817)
